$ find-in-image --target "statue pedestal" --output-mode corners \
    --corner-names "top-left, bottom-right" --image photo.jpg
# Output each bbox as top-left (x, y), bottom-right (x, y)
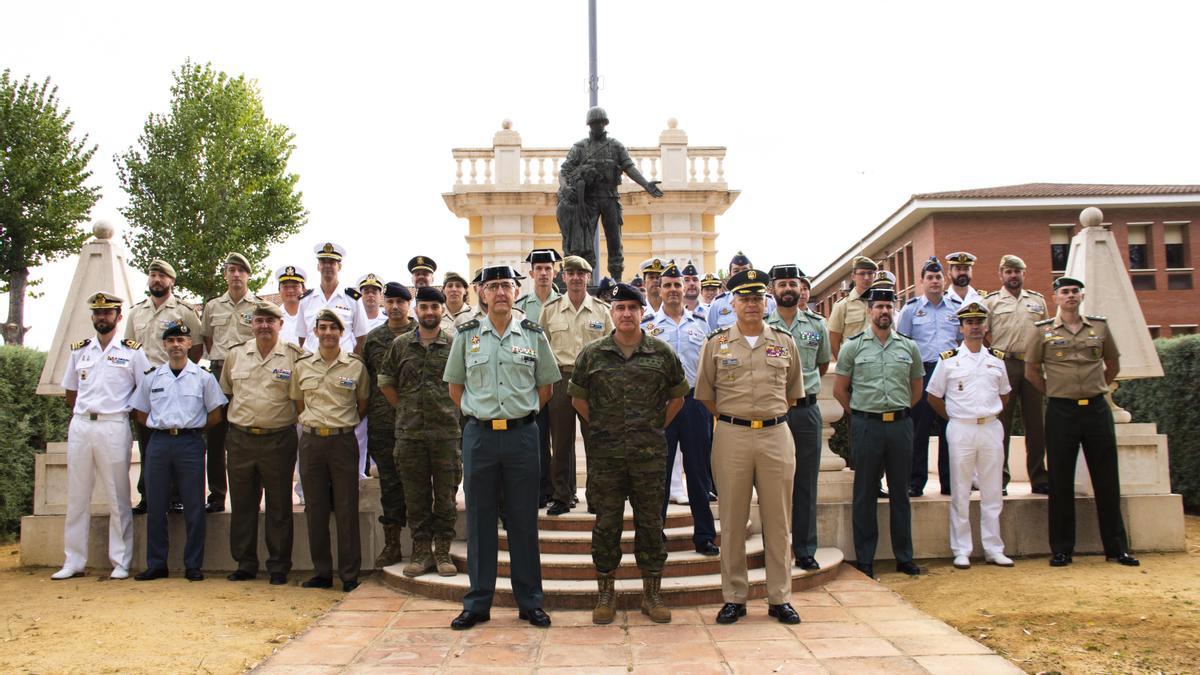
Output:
top-left (817, 371), bottom-right (854, 503)
top-left (1074, 422), bottom-right (1172, 496)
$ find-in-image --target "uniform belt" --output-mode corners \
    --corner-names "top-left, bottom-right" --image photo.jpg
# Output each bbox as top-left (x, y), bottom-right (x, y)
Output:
top-left (231, 423), bottom-right (292, 436)
top-left (468, 412), bottom-right (536, 431)
top-left (716, 413), bottom-right (788, 429)
top-left (951, 415), bottom-right (997, 425)
top-left (153, 428), bottom-right (203, 436)
top-left (1003, 352), bottom-right (1025, 361)
top-left (851, 408), bottom-right (911, 422)
top-left (302, 425), bottom-right (356, 437)
top-left (76, 412), bottom-right (128, 422)
top-left (1049, 395), bottom-right (1105, 407)
top-left (793, 396), bottom-right (818, 408)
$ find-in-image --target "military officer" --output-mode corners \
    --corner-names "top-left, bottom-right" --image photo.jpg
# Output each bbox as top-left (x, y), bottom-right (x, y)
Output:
top-left (361, 282), bottom-right (416, 567)
top-left (926, 302), bottom-right (1014, 569)
top-left (538, 255), bottom-right (613, 516)
top-left (833, 286), bottom-right (925, 579)
top-left (298, 242), bottom-right (369, 354)
top-left (827, 255), bottom-right (878, 356)
top-left (358, 273), bottom-right (387, 330)
top-left (514, 248), bottom-right (562, 506)
top-left (53, 292), bottom-right (151, 581)
top-left (944, 251), bottom-right (986, 305)
top-left (630, 275), bottom-right (644, 296)
top-left (571, 282), bottom-right (688, 624)
top-left (681, 260), bottom-right (703, 315)
top-left (1025, 277), bottom-right (1138, 568)
top-left (695, 269), bottom-right (806, 626)
top-left (705, 252), bottom-right (777, 330)
top-left (645, 263), bottom-right (718, 555)
top-left (443, 265), bottom-right (560, 630)
top-left (380, 287), bottom-right (461, 578)
top-left (897, 256), bottom-right (959, 497)
top-left (699, 273), bottom-right (721, 307)
top-left (290, 309), bottom-right (371, 591)
top-left (766, 264), bottom-right (831, 571)
top-left (220, 302), bottom-right (306, 585)
top-left (200, 252), bottom-right (264, 513)
top-left (595, 276), bottom-right (616, 303)
top-left (126, 259), bottom-right (200, 514)
top-left (441, 271), bottom-right (475, 331)
top-left (640, 257), bottom-right (667, 315)
top-left (132, 323), bottom-right (226, 581)
top-left (409, 255), bottom-right (436, 289)
top-left (985, 255), bottom-right (1049, 493)
top-left (275, 265), bottom-right (308, 347)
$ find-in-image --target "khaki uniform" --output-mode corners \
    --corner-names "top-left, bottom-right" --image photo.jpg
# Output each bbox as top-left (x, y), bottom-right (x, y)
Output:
top-left (538, 293), bottom-right (614, 506)
top-left (219, 339), bottom-right (305, 576)
top-left (827, 286), bottom-right (868, 342)
top-left (289, 350), bottom-right (370, 583)
top-left (985, 288), bottom-right (1049, 486)
top-left (694, 324), bottom-right (804, 605)
top-left (125, 295), bottom-right (202, 365)
top-left (514, 290), bottom-right (559, 324)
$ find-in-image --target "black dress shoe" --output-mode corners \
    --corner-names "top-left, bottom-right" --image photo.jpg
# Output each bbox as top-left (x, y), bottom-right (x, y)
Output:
top-left (169, 501), bottom-right (184, 513)
top-left (768, 603), bottom-right (801, 624)
top-left (715, 602), bottom-right (746, 624)
top-left (587, 504), bottom-right (596, 514)
top-left (940, 487), bottom-right (952, 496)
top-left (343, 579), bottom-right (360, 592)
top-left (708, 491), bottom-right (718, 502)
top-left (226, 570), bottom-right (255, 581)
top-left (134, 568), bottom-right (168, 581)
top-left (450, 610), bottom-right (490, 630)
top-left (185, 568), bottom-right (204, 581)
top-left (269, 573), bottom-right (287, 585)
top-left (519, 607), bottom-right (551, 627)
top-left (570, 495), bottom-right (579, 506)
top-left (546, 501), bottom-right (571, 516)
top-left (1049, 553), bottom-right (1072, 567)
top-left (878, 489), bottom-right (889, 498)
top-left (896, 560), bottom-right (924, 576)
top-left (132, 500), bottom-right (147, 514)
top-left (907, 487), bottom-right (923, 498)
top-left (1106, 553), bottom-right (1140, 567)
top-left (855, 562), bottom-right (875, 578)
top-left (538, 497), bottom-right (549, 509)
top-left (301, 575), bottom-right (333, 588)
top-left (1031, 483), bottom-right (1050, 495)
top-left (1002, 488), bottom-right (1008, 496)
top-left (695, 541), bottom-right (720, 556)
top-left (795, 556), bottom-right (820, 571)
top-left (205, 502), bottom-right (225, 513)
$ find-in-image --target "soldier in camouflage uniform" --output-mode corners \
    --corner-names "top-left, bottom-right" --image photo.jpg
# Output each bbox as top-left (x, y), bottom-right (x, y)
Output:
top-left (379, 286), bottom-right (462, 578)
top-left (569, 283), bottom-right (689, 625)
top-left (361, 282), bottom-right (416, 567)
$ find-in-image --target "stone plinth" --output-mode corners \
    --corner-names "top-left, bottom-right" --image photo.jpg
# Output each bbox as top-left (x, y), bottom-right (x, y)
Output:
top-left (1074, 422), bottom-right (1172, 496)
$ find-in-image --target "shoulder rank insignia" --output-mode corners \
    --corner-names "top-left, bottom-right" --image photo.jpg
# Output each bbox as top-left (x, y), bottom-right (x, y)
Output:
top-left (300, 288), bottom-right (314, 299)
top-left (984, 289), bottom-right (1000, 297)
top-left (939, 348), bottom-right (957, 360)
top-left (344, 287), bottom-right (361, 300)
top-left (521, 318), bottom-right (544, 333)
top-left (348, 352), bottom-right (364, 362)
top-left (458, 319), bottom-right (480, 331)
top-left (706, 326), bottom-right (731, 341)
top-left (71, 338), bottom-right (91, 350)
top-left (295, 351), bottom-right (314, 361)
top-left (143, 366), bottom-right (156, 375)
top-left (121, 338), bottom-right (141, 350)
top-left (1034, 318), bottom-right (1054, 326)
top-left (988, 347), bottom-right (1005, 359)
top-left (200, 365), bottom-right (212, 373)
top-left (847, 331), bottom-right (864, 341)
top-left (1027, 289), bottom-right (1044, 297)
top-left (285, 342), bottom-right (305, 355)
top-left (904, 296), bottom-right (919, 305)
top-left (543, 296), bottom-right (563, 307)
top-left (1086, 315), bottom-right (1107, 321)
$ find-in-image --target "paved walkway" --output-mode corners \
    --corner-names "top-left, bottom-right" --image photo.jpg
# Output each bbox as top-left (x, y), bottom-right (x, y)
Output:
top-left (253, 567), bottom-right (1020, 674)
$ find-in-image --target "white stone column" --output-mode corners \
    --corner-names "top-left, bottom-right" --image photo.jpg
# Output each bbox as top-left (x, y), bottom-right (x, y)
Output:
top-left (493, 120), bottom-right (522, 189)
top-left (659, 118), bottom-right (688, 189)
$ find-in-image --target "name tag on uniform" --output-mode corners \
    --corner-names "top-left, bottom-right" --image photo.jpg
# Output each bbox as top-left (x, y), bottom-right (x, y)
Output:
top-left (765, 345), bottom-right (788, 358)
top-left (721, 357), bottom-right (740, 366)
top-left (588, 320), bottom-right (604, 330)
top-left (1026, 304), bottom-right (1044, 313)
top-left (511, 345), bottom-right (535, 357)
top-left (336, 377), bottom-right (356, 389)
top-left (151, 388), bottom-right (164, 393)
top-left (272, 368), bottom-right (291, 381)
top-left (106, 355), bottom-right (130, 367)
top-left (895, 353), bottom-right (912, 363)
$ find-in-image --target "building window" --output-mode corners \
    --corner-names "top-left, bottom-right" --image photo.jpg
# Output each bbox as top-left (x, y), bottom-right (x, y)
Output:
top-left (1127, 224), bottom-right (1151, 269)
top-left (1170, 325), bottom-right (1197, 336)
top-left (1131, 274), bottom-right (1156, 291)
top-left (1164, 222), bottom-right (1189, 269)
top-left (904, 244), bottom-right (914, 291)
top-left (1168, 273), bottom-right (1193, 290)
top-left (1148, 326), bottom-right (1161, 339)
top-left (1049, 226), bottom-right (1072, 272)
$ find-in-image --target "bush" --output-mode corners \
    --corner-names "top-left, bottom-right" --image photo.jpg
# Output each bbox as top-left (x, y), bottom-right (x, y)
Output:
top-left (0, 347), bottom-right (71, 538)
top-left (1113, 335), bottom-right (1200, 512)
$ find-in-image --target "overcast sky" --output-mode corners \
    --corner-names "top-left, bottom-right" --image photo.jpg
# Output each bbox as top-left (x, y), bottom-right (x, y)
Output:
top-left (4, 0), bottom-right (1198, 349)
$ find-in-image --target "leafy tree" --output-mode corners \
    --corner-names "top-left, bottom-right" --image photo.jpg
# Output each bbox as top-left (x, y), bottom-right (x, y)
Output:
top-left (117, 60), bottom-right (306, 301)
top-left (0, 70), bottom-right (100, 345)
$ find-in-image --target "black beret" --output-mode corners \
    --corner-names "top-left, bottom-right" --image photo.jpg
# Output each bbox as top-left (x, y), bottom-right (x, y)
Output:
top-left (610, 282), bottom-right (646, 307)
top-left (415, 286), bottom-right (445, 304)
top-left (162, 323), bottom-right (192, 340)
top-left (383, 282), bottom-right (412, 300)
top-left (1053, 276), bottom-right (1084, 290)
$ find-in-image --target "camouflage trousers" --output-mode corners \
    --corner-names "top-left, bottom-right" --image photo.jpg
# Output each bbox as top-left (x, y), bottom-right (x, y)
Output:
top-left (587, 453), bottom-right (667, 575)
top-left (368, 426), bottom-right (406, 526)
top-left (395, 437), bottom-right (462, 544)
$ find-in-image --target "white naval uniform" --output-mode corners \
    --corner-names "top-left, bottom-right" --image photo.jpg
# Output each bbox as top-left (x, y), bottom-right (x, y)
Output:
top-left (279, 302), bottom-right (306, 347)
top-left (926, 345), bottom-right (1011, 558)
top-left (297, 287), bottom-right (369, 353)
top-left (60, 336), bottom-right (151, 572)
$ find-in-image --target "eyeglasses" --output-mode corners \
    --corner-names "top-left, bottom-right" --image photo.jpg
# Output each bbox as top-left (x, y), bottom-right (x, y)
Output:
top-left (483, 282), bottom-right (516, 293)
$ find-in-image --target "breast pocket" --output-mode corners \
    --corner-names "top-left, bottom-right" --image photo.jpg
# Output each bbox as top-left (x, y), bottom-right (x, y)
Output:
top-left (716, 353), bottom-right (744, 383)
top-left (466, 353), bottom-right (492, 389)
top-left (298, 375), bottom-right (321, 394)
top-left (502, 352), bottom-right (537, 389)
top-left (765, 356), bottom-right (789, 385)
top-left (854, 354), bottom-right (881, 378)
top-left (548, 318), bottom-right (569, 334)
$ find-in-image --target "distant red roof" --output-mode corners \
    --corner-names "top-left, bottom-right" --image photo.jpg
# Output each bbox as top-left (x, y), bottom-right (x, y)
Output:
top-left (914, 183), bottom-right (1200, 200)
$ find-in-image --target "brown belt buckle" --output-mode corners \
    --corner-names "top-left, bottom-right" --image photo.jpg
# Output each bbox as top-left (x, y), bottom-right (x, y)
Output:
top-left (1077, 399), bottom-right (1089, 406)
top-left (250, 427), bottom-right (264, 435)
top-left (492, 419), bottom-right (508, 431)
top-left (168, 429), bottom-right (180, 436)
top-left (882, 412), bottom-right (895, 422)
top-left (976, 417), bottom-right (987, 425)
top-left (88, 413), bottom-right (99, 421)
top-left (317, 427), bottom-right (333, 437)
top-left (750, 419), bottom-right (763, 429)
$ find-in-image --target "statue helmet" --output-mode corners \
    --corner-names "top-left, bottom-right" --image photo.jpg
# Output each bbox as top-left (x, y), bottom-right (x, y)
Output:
top-left (586, 106), bottom-right (609, 125)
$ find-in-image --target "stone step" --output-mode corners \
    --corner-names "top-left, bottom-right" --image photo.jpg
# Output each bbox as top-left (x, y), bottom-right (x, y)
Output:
top-left (502, 523), bottom-right (723, 554)
top-left (535, 498), bottom-right (713, 532)
top-left (383, 547), bottom-right (844, 610)
top-left (460, 535), bottom-right (756, 580)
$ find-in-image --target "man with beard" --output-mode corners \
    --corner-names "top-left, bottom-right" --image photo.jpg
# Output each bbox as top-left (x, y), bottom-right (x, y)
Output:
top-left (126, 260), bottom-right (201, 514)
top-left (358, 274), bottom-right (387, 331)
top-left (681, 261), bottom-right (702, 313)
top-left (706, 252), bottom-right (777, 330)
top-left (361, 282), bottom-right (416, 567)
top-left (441, 271), bottom-right (475, 331)
top-left (984, 255), bottom-right (1049, 493)
top-left (514, 249), bottom-right (562, 507)
top-left (53, 292), bottom-right (151, 581)
top-left (696, 269), bottom-right (805, 626)
top-left (765, 264), bottom-right (831, 571)
top-left (409, 256), bottom-right (436, 289)
top-left (380, 287), bottom-right (462, 578)
top-left (897, 257), bottom-right (959, 497)
top-left (275, 265), bottom-right (308, 347)
top-left (699, 273), bottom-right (721, 308)
top-left (944, 251), bottom-right (986, 306)
top-left (828, 256), bottom-right (877, 357)
top-left (833, 286), bottom-right (924, 579)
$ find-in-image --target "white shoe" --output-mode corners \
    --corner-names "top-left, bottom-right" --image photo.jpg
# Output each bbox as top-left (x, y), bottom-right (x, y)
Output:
top-left (670, 494), bottom-right (689, 505)
top-left (986, 553), bottom-right (1015, 567)
top-left (51, 566), bottom-right (83, 580)
top-left (110, 566), bottom-right (129, 580)
top-left (952, 555), bottom-right (970, 569)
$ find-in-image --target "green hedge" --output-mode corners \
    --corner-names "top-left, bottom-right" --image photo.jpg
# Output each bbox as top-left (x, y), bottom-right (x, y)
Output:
top-left (0, 347), bottom-right (71, 538)
top-left (1113, 335), bottom-right (1200, 512)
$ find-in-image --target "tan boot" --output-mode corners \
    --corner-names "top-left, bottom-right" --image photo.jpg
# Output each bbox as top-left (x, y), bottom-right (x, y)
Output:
top-left (402, 540), bottom-right (435, 578)
top-left (640, 574), bottom-right (671, 623)
top-left (374, 524), bottom-right (404, 568)
top-left (433, 540), bottom-right (457, 577)
top-left (593, 571), bottom-right (617, 625)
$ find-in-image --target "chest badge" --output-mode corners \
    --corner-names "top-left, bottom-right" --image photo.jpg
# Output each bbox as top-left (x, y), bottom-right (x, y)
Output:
top-left (470, 335), bottom-right (481, 353)
top-left (957, 381), bottom-right (963, 391)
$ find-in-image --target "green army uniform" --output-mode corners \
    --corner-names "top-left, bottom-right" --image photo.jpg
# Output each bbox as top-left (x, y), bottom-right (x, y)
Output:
top-left (513, 289), bottom-right (560, 324)
top-left (361, 320), bottom-right (416, 532)
top-left (379, 328), bottom-right (462, 576)
top-left (835, 329), bottom-right (923, 568)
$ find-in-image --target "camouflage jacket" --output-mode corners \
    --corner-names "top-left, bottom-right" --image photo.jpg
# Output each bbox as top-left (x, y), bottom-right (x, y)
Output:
top-left (377, 328), bottom-right (460, 440)
top-left (567, 332), bottom-right (689, 460)
top-left (362, 319), bottom-right (416, 429)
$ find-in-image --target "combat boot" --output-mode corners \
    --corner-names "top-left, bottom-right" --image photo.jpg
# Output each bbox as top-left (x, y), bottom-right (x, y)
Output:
top-left (374, 524), bottom-right (404, 568)
top-left (592, 571), bottom-right (617, 625)
top-left (402, 539), bottom-right (435, 578)
top-left (434, 539), bottom-right (457, 577)
top-left (640, 574), bottom-right (671, 623)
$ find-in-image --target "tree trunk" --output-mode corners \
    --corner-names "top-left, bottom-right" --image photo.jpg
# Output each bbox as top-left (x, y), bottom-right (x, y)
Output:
top-left (2, 268), bottom-right (29, 345)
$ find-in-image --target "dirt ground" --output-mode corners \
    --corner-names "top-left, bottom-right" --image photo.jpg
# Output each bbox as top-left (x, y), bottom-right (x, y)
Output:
top-left (0, 545), bottom-right (340, 674)
top-left (880, 514), bottom-right (1200, 674)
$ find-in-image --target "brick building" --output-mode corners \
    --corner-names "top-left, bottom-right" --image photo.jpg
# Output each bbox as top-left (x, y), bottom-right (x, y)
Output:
top-left (810, 183), bottom-right (1200, 338)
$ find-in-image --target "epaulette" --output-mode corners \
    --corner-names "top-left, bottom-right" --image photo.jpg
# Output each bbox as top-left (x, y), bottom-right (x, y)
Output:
top-left (300, 288), bottom-right (314, 299)
top-left (543, 296), bottom-right (564, 307)
top-left (1034, 318), bottom-right (1054, 326)
top-left (803, 309), bottom-right (825, 321)
top-left (640, 314), bottom-right (655, 324)
top-left (846, 332), bottom-right (863, 341)
top-left (295, 351), bottom-right (314, 361)
top-left (1086, 315), bottom-right (1107, 321)
top-left (200, 365), bottom-right (212, 373)
top-left (285, 342), bottom-right (305, 356)
top-left (939, 348), bottom-right (957, 360)
top-left (230, 339), bottom-right (249, 350)
top-left (133, 297), bottom-right (151, 306)
top-left (714, 291), bottom-right (728, 300)
top-left (71, 338), bottom-right (91, 350)
top-left (988, 347), bottom-right (1005, 359)
top-left (344, 287), bottom-right (361, 300)
top-left (514, 294), bottom-right (530, 305)
top-left (347, 352), bottom-right (364, 362)
top-left (984, 290), bottom-right (1000, 298)
top-left (121, 338), bottom-right (141, 350)
top-left (143, 367), bottom-right (156, 375)
top-left (706, 326), bottom-right (731, 340)
top-left (521, 318), bottom-right (544, 333)
top-left (179, 298), bottom-right (197, 310)
top-left (458, 319), bottom-right (480, 331)
top-left (904, 296), bottom-right (919, 305)
top-left (1026, 289), bottom-right (1044, 297)
top-left (895, 331), bottom-right (912, 340)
